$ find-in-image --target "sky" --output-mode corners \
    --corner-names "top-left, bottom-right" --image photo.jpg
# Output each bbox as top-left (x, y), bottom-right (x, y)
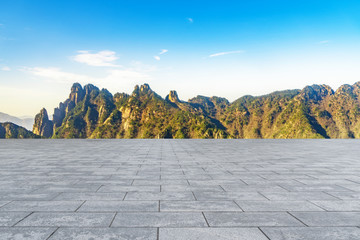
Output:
top-left (0, 0), bottom-right (360, 117)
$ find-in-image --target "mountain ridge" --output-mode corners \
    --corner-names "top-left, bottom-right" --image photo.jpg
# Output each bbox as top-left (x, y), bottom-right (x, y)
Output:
top-left (27, 81), bottom-right (360, 139)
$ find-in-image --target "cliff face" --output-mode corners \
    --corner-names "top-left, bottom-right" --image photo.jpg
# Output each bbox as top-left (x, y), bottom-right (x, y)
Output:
top-left (33, 108), bottom-right (53, 138)
top-left (32, 81), bottom-right (360, 139)
top-left (0, 122), bottom-right (40, 139)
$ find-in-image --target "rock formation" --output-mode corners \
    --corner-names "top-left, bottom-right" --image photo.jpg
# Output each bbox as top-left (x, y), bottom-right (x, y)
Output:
top-left (33, 108), bottom-right (53, 138)
top-left (19, 81), bottom-right (360, 139)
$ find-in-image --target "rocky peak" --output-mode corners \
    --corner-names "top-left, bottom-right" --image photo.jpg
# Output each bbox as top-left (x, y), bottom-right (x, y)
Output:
top-left (114, 92), bottom-right (129, 102)
top-left (299, 84), bottom-right (334, 102)
top-left (69, 83), bottom-right (85, 104)
top-left (166, 90), bottom-right (180, 103)
top-left (132, 85), bottom-right (140, 97)
top-left (335, 84), bottom-right (353, 95)
top-left (33, 108), bottom-right (53, 138)
top-left (140, 84), bottom-right (151, 92)
top-left (84, 84), bottom-right (99, 95)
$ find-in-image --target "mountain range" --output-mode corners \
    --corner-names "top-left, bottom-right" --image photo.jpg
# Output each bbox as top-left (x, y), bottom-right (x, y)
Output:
top-left (0, 112), bottom-right (34, 130)
top-left (1, 82), bottom-right (360, 139)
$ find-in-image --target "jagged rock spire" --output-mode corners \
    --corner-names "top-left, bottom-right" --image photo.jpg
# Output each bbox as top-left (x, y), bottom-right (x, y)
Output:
top-left (165, 90), bottom-right (180, 103)
top-left (33, 108), bottom-right (53, 138)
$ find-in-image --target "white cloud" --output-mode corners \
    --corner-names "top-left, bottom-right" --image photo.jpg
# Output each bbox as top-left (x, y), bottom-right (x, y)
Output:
top-left (24, 67), bottom-right (92, 83)
top-left (318, 40), bottom-right (330, 45)
top-left (153, 49), bottom-right (168, 61)
top-left (209, 50), bottom-right (244, 58)
top-left (23, 66), bottom-right (152, 92)
top-left (73, 50), bottom-right (121, 67)
top-left (1, 66), bottom-right (10, 71)
top-left (187, 18), bottom-right (193, 23)
top-left (159, 49), bottom-right (168, 55)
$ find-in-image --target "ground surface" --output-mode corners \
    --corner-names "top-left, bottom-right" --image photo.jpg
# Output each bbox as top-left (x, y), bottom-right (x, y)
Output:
top-left (0, 139), bottom-right (360, 239)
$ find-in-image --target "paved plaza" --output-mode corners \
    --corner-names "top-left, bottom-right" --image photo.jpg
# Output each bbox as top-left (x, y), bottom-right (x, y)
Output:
top-left (0, 139), bottom-right (360, 239)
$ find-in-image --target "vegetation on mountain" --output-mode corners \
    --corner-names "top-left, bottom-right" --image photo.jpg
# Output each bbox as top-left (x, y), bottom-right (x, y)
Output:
top-left (0, 122), bottom-right (40, 139)
top-left (31, 81), bottom-right (360, 139)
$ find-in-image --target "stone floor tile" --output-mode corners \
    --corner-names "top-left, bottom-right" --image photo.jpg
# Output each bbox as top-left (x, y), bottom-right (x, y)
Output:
top-left (236, 200), bottom-right (324, 211)
top-left (0, 227), bottom-right (56, 240)
top-left (98, 185), bottom-right (160, 192)
top-left (0, 201), bottom-right (84, 212)
top-left (194, 191), bottom-right (268, 201)
top-left (49, 227), bottom-right (157, 240)
top-left (204, 212), bottom-right (304, 227)
top-left (290, 212), bottom-right (360, 226)
top-left (53, 192), bottom-right (126, 201)
top-left (310, 200), bottom-right (360, 211)
top-left (261, 227), bottom-right (360, 240)
top-left (260, 192), bottom-right (338, 201)
top-left (78, 200), bottom-right (158, 212)
top-left (16, 212), bottom-right (115, 227)
top-left (125, 192), bottom-right (195, 200)
top-left (159, 228), bottom-right (269, 240)
top-left (160, 201), bottom-right (242, 212)
top-left (111, 212), bottom-right (207, 227)
top-left (0, 212), bottom-right (30, 226)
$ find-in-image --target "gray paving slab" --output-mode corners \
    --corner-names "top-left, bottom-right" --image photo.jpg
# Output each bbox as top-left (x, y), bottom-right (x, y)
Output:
top-left (98, 185), bottom-right (160, 192)
top-left (53, 192), bottom-right (126, 201)
top-left (1, 139), bottom-right (360, 237)
top-left (310, 200), bottom-right (360, 211)
top-left (290, 212), bottom-right (360, 226)
top-left (0, 201), bottom-right (10, 207)
top-left (160, 201), bottom-right (242, 211)
top-left (78, 200), bottom-right (159, 212)
top-left (160, 185), bottom-right (224, 192)
top-left (0, 201), bottom-right (84, 212)
top-left (49, 227), bottom-right (157, 240)
top-left (159, 228), bottom-right (269, 240)
top-left (204, 212), bottom-right (305, 227)
top-left (260, 192), bottom-right (338, 201)
top-left (111, 212), bottom-right (208, 227)
top-left (261, 227), bottom-right (360, 240)
top-left (325, 191), bottom-right (360, 200)
top-left (0, 227), bottom-right (57, 240)
top-left (16, 212), bottom-right (115, 227)
top-left (0, 212), bottom-right (30, 226)
top-left (236, 200), bottom-right (324, 212)
top-left (193, 191), bottom-right (268, 201)
top-left (0, 193), bottom-right (60, 201)
top-left (125, 191), bottom-right (195, 200)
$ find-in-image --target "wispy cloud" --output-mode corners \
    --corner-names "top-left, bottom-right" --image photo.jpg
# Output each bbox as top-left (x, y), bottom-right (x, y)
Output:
top-left (159, 49), bottom-right (168, 55)
top-left (318, 40), bottom-right (330, 45)
top-left (154, 49), bottom-right (169, 61)
top-left (23, 66), bottom-right (151, 87)
top-left (23, 67), bottom-right (92, 83)
top-left (73, 50), bottom-right (121, 67)
top-left (187, 18), bottom-right (193, 23)
top-left (1, 66), bottom-right (10, 71)
top-left (209, 50), bottom-right (244, 58)
top-left (153, 49), bottom-right (168, 61)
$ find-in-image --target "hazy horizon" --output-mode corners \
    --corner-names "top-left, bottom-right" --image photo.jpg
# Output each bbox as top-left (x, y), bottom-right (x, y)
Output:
top-left (1, 0), bottom-right (360, 116)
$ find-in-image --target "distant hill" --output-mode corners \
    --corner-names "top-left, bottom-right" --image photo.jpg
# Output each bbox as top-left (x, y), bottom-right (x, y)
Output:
top-left (30, 81), bottom-right (360, 139)
top-left (0, 122), bottom-right (40, 139)
top-left (0, 112), bottom-right (34, 130)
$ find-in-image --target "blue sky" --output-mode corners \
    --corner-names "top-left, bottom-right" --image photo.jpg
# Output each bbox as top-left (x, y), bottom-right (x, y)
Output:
top-left (1, 0), bottom-right (360, 117)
